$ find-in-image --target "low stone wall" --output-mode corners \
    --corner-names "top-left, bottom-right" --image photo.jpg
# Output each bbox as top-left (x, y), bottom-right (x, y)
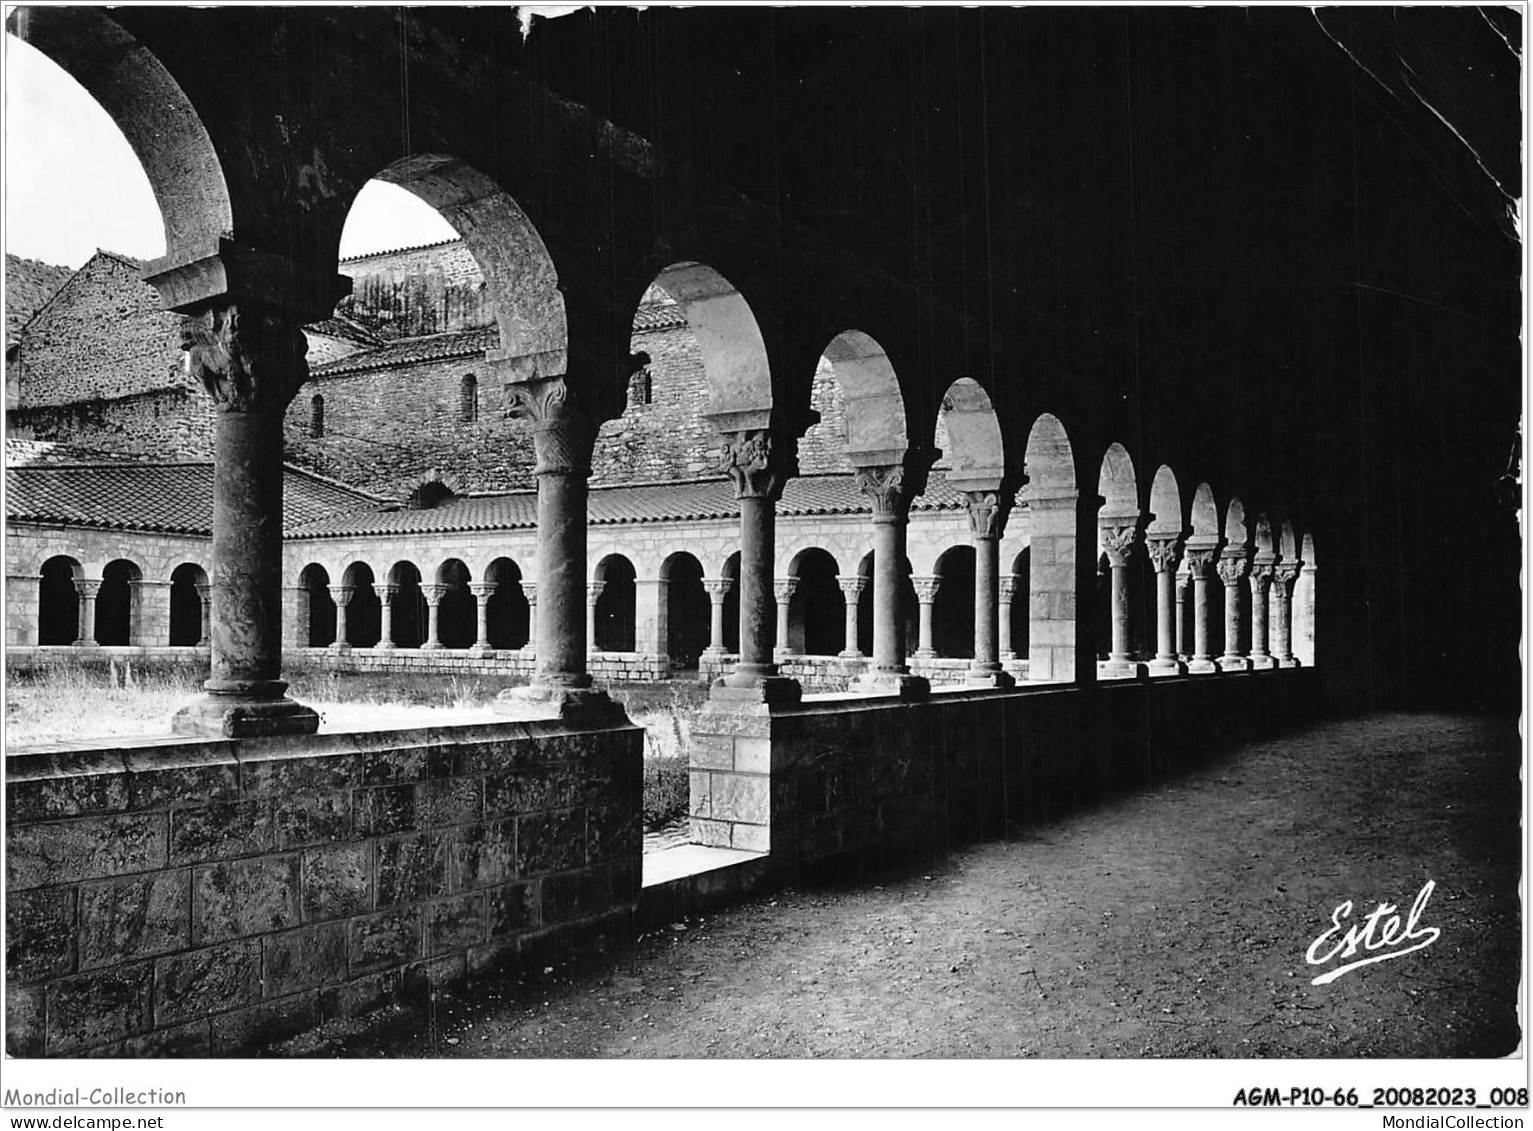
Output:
top-left (699, 653), bottom-right (1028, 692)
top-left (690, 669), bottom-right (1320, 874)
top-left (5, 717), bottom-right (643, 1057)
top-left (6, 646), bottom-right (211, 682)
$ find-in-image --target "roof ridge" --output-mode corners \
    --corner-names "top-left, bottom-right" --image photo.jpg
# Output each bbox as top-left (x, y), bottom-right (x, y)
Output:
top-left (338, 237), bottom-right (464, 264)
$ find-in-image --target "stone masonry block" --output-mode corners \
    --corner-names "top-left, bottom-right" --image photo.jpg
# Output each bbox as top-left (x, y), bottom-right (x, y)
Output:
top-left (515, 809), bottom-right (586, 875)
top-left (687, 731), bottom-right (734, 770)
top-left (154, 940), bottom-right (261, 1027)
top-left (419, 776), bottom-right (483, 827)
top-left (7, 771), bottom-right (129, 823)
top-left (586, 804), bottom-right (642, 864)
top-left (125, 753), bottom-right (239, 813)
top-left (301, 843), bottom-right (372, 922)
top-left (731, 822), bottom-right (770, 853)
top-left (262, 922), bottom-right (348, 998)
top-left (487, 881), bottom-right (538, 938)
top-left (689, 771), bottom-right (711, 818)
top-left (353, 783), bottom-right (420, 837)
top-left (240, 750), bottom-right (362, 798)
top-left (170, 800), bottom-right (275, 863)
top-left (46, 962), bottom-right (154, 1054)
top-left (374, 832), bottom-right (450, 906)
top-left (82, 1019), bottom-right (212, 1059)
top-left (6, 982), bottom-right (45, 1057)
top-left (732, 736), bottom-right (772, 774)
top-left (8, 813), bottom-right (167, 889)
top-left (209, 992), bottom-right (321, 1055)
top-left (348, 907), bottom-right (422, 974)
top-left (689, 817), bottom-right (732, 848)
top-left (78, 870), bottom-right (190, 971)
top-left (273, 791), bottom-right (351, 849)
top-left (6, 885), bottom-right (77, 984)
top-left (425, 893), bottom-right (487, 955)
top-left (448, 820), bottom-right (516, 891)
top-left (192, 854), bottom-right (301, 945)
top-left (707, 772), bottom-right (769, 825)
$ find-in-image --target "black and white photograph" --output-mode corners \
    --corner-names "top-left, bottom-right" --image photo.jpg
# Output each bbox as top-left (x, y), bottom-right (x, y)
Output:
top-left (1, 2), bottom-right (1525, 1122)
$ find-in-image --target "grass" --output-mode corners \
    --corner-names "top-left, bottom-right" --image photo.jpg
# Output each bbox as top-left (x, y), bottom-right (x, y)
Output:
top-left (4, 660), bottom-right (699, 831)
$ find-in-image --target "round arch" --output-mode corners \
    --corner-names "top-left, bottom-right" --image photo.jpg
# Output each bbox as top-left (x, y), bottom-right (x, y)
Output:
top-left (169, 562), bottom-right (208, 646)
top-left (939, 378), bottom-right (1006, 488)
top-left (818, 329), bottom-right (910, 463)
top-left (787, 546), bottom-right (842, 657)
top-left (485, 557), bottom-right (529, 650)
top-left (95, 558), bottom-right (142, 646)
top-left (387, 561), bottom-right (425, 649)
top-left (593, 554), bottom-right (636, 652)
top-left (933, 544), bottom-right (976, 659)
top-left (1022, 412), bottom-right (1079, 681)
top-left (662, 551), bottom-right (708, 669)
top-left (341, 562), bottom-right (381, 648)
top-left (435, 558), bottom-right (474, 649)
top-left (299, 563), bottom-right (336, 648)
top-left (37, 555), bottom-right (82, 645)
top-left (646, 262), bottom-right (772, 416)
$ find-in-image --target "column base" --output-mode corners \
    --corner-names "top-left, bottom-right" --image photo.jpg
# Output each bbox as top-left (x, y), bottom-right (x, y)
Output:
top-left (375, 642), bottom-right (397, 652)
top-left (912, 648), bottom-right (937, 660)
top-left (850, 670), bottom-right (930, 700)
top-left (772, 648), bottom-right (800, 663)
top-left (1276, 656), bottom-right (1301, 668)
top-left (72, 639), bottom-right (102, 648)
top-left (1101, 659), bottom-right (1148, 680)
top-left (468, 644), bottom-right (494, 658)
top-left (1187, 658), bottom-right (1221, 675)
top-left (493, 682), bottom-right (626, 724)
top-left (998, 650), bottom-right (1017, 662)
top-left (965, 666), bottom-right (1016, 689)
top-left (837, 648), bottom-right (865, 660)
top-left (420, 642), bottom-right (444, 652)
top-left (171, 691), bottom-right (320, 738)
top-left (1220, 656), bottom-right (1252, 672)
top-left (327, 642), bottom-right (352, 654)
top-left (1248, 654), bottom-right (1277, 670)
top-left (710, 671), bottom-right (802, 708)
top-left (1148, 657), bottom-right (1188, 677)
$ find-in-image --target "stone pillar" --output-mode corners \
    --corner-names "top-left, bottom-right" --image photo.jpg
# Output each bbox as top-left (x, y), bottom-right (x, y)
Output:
top-left (773, 578), bottom-right (798, 660)
top-left (1247, 556), bottom-right (1276, 669)
top-left (703, 578), bottom-right (732, 657)
top-left (837, 575), bottom-right (865, 658)
top-left (328, 585), bottom-right (354, 652)
top-left (706, 427), bottom-right (800, 706)
top-left (585, 581), bottom-right (606, 653)
top-left (129, 579), bottom-right (170, 646)
top-left (496, 375), bottom-right (615, 720)
top-left (163, 302), bottom-right (322, 736)
top-left (963, 491), bottom-right (1015, 688)
top-left (997, 576), bottom-right (1017, 661)
top-left (1174, 569), bottom-right (1189, 660)
top-left (522, 581), bottom-right (538, 656)
top-left (1271, 562), bottom-right (1300, 667)
top-left (1184, 547), bottom-right (1219, 674)
top-left (469, 582), bottom-right (495, 655)
top-left (417, 584), bottom-right (444, 650)
top-left (1296, 562), bottom-right (1317, 666)
top-left (376, 584), bottom-right (398, 650)
top-left (635, 577), bottom-right (667, 662)
top-left (193, 582), bottom-right (213, 647)
top-left (1099, 521), bottom-right (1145, 679)
top-left (851, 463), bottom-right (928, 698)
top-left (1145, 536), bottom-right (1186, 676)
top-left (1023, 487), bottom-right (1091, 683)
top-left (911, 576), bottom-right (940, 658)
top-left (7, 574), bottom-right (40, 647)
top-left (1217, 550), bottom-right (1251, 672)
top-left (73, 579), bottom-right (101, 647)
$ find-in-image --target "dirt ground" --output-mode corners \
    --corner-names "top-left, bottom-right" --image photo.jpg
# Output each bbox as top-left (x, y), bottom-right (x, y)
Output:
top-left (272, 711), bottom-right (1522, 1059)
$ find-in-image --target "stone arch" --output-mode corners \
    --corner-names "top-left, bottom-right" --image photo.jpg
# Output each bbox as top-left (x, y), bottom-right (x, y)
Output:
top-left (857, 549), bottom-right (916, 658)
top-left (1253, 512), bottom-right (1277, 557)
top-left (1189, 482), bottom-right (1220, 542)
top-left (787, 546), bottom-right (842, 657)
top-left (647, 262), bottom-right (772, 416)
top-left (38, 555), bottom-right (82, 645)
top-left (662, 551), bottom-right (708, 669)
top-left (593, 554), bottom-right (636, 652)
top-left (341, 561), bottom-right (381, 648)
top-left (1097, 443), bottom-right (1146, 667)
top-left (310, 394), bottom-right (325, 439)
top-left (933, 544), bottom-right (976, 659)
top-left (818, 330), bottom-right (910, 464)
top-left (95, 559), bottom-right (142, 646)
top-left (1223, 497), bottom-right (1250, 551)
top-left (435, 558), bottom-right (474, 649)
top-left (1279, 520), bottom-right (1300, 562)
top-left (1148, 466), bottom-right (1184, 536)
top-left (8, 7), bottom-right (233, 265)
top-left (1022, 412), bottom-right (1078, 681)
top-left (938, 378), bottom-right (1006, 490)
top-left (169, 562), bottom-right (208, 646)
top-left (299, 563), bottom-right (336, 648)
top-left (1008, 547), bottom-right (1030, 660)
top-left (484, 557), bottom-right (529, 650)
top-left (1097, 443), bottom-right (1139, 519)
top-left (387, 561), bottom-right (425, 648)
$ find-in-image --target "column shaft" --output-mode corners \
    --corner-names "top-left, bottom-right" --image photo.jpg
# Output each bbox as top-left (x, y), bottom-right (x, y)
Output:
top-left (538, 470), bottom-right (592, 684)
top-left (737, 495), bottom-right (776, 674)
top-left (377, 588), bottom-right (397, 650)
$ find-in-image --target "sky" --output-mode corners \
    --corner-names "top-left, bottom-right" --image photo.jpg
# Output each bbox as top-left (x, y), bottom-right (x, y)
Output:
top-left (3, 35), bottom-right (458, 270)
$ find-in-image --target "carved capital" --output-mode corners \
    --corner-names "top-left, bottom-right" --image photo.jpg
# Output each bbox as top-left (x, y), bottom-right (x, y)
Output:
top-left (717, 428), bottom-right (784, 501)
top-left (505, 375), bottom-right (593, 477)
top-left (75, 579), bottom-right (103, 599)
top-left (1145, 536), bottom-right (1183, 574)
top-left (838, 575), bottom-right (867, 599)
top-left (964, 490), bottom-right (1011, 540)
top-left (522, 581), bottom-right (538, 606)
top-left (1100, 523), bottom-right (1139, 568)
top-left (854, 464), bottom-right (910, 521)
top-left (181, 303), bottom-right (309, 413)
top-left (1183, 548), bottom-right (1217, 579)
top-left (912, 575), bottom-right (941, 603)
top-left (194, 582), bottom-right (213, 600)
top-left (773, 578), bottom-right (798, 603)
top-left (998, 575), bottom-right (1018, 602)
top-left (378, 584), bottom-right (399, 605)
top-left (422, 584), bottom-right (447, 606)
top-left (586, 581), bottom-right (606, 605)
top-left (1215, 553), bottom-right (1250, 587)
top-left (328, 584), bottom-right (355, 607)
top-left (468, 582), bottom-right (496, 600)
top-left (1273, 562), bottom-right (1301, 590)
top-left (703, 578), bottom-right (733, 601)
top-left (1247, 562), bottom-right (1275, 592)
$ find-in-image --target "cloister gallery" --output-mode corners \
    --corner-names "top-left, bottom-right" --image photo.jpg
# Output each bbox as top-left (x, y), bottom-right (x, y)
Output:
top-left (3, 6), bottom-right (1519, 1058)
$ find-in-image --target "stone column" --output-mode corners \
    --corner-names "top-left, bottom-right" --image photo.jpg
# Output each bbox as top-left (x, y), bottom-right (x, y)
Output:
top-left (585, 581), bottom-right (606, 653)
top-left (851, 464), bottom-right (928, 698)
top-left (1217, 550), bottom-right (1251, 672)
top-left (705, 427), bottom-right (800, 706)
top-left (469, 582), bottom-right (495, 655)
top-left (7, 574), bottom-right (40, 647)
top-left (73, 579), bottom-right (102, 647)
top-left (703, 578), bottom-right (732, 656)
top-left (522, 581), bottom-right (538, 655)
top-left (496, 375), bottom-right (615, 720)
top-left (837, 575), bottom-right (865, 658)
top-left (773, 578), bottom-right (798, 660)
top-left (129, 579), bottom-right (170, 646)
top-left (376, 584), bottom-right (398, 650)
top-left (911, 577), bottom-right (940, 658)
top-left (1271, 562), bottom-right (1300, 667)
top-left (997, 576), bottom-right (1018, 661)
top-left (1099, 521), bottom-right (1144, 679)
top-left (1174, 569), bottom-right (1189, 660)
top-left (635, 577), bottom-right (667, 662)
top-left (963, 491), bottom-right (1015, 688)
top-left (1184, 547), bottom-right (1219, 674)
top-left (328, 584), bottom-right (354, 652)
top-left (420, 584), bottom-right (446, 650)
top-left (194, 582), bottom-right (213, 647)
top-left (1145, 536), bottom-right (1186, 676)
top-left (1247, 556), bottom-right (1276, 669)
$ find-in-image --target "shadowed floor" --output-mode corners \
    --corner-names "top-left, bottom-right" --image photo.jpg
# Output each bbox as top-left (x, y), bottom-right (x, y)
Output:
top-left (270, 712), bottom-right (1522, 1059)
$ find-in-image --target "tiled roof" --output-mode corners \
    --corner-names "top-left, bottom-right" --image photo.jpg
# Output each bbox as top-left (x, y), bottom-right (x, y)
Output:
top-left (5, 439), bottom-right (150, 468)
top-left (338, 238), bottom-right (462, 265)
top-left (6, 462), bottom-right (381, 536)
top-left (285, 473), bottom-right (969, 539)
top-left (632, 305), bottom-right (688, 333)
top-left (306, 316), bottom-right (384, 348)
top-left (309, 326), bottom-right (500, 378)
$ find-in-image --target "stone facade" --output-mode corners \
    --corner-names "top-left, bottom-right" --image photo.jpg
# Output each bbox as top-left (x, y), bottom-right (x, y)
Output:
top-left (335, 240), bottom-right (492, 341)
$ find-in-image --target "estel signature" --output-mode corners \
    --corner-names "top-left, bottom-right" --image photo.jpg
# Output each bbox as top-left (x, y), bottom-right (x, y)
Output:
top-left (1305, 880), bottom-right (1440, 986)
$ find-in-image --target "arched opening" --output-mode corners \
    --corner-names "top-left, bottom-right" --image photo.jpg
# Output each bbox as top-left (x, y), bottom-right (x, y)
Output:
top-left (722, 552), bottom-right (741, 653)
top-left (459, 374), bottom-right (478, 423)
top-left (436, 559), bottom-right (475, 649)
top-left (788, 547), bottom-right (843, 656)
top-left (168, 563), bottom-right (207, 646)
top-left (1187, 482), bottom-right (1222, 662)
top-left (387, 561), bottom-right (425, 649)
top-left (803, 330), bottom-right (911, 475)
top-left (934, 545), bottom-right (976, 659)
top-left (485, 558), bottom-right (529, 650)
top-left (342, 562), bottom-right (381, 648)
top-left (1009, 548), bottom-right (1030, 658)
top-left (646, 262), bottom-right (772, 417)
top-left (1223, 498), bottom-right (1251, 657)
top-left (1094, 552), bottom-right (1112, 661)
top-left (95, 559), bottom-right (141, 646)
top-left (594, 555), bottom-right (636, 652)
top-left (1295, 532), bottom-right (1317, 666)
top-left (1022, 412), bottom-right (1079, 681)
top-left (310, 394), bottom-right (325, 439)
top-left (37, 555), bottom-right (81, 645)
top-left (938, 377), bottom-right (1007, 488)
top-left (1097, 442), bottom-right (1144, 670)
top-left (857, 550), bottom-right (917, 657)
top-left (662, 552), bottom-right (709, 669)
top-left (299, 564), bottom-right (336, 648)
